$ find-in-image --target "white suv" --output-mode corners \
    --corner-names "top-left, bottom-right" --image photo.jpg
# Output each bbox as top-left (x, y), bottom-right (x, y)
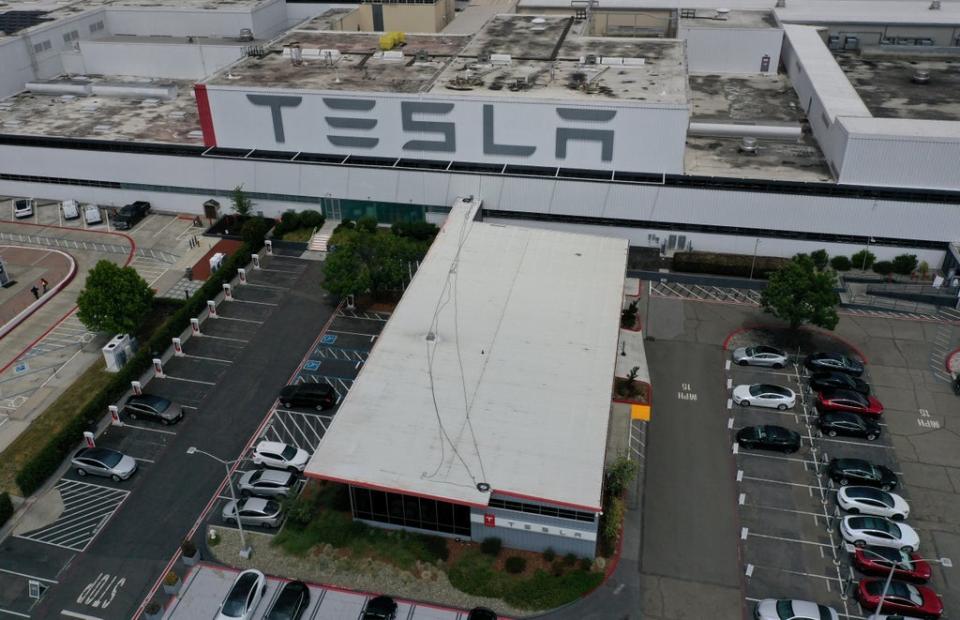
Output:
top-left (252, 441), bottom-right (309, 472)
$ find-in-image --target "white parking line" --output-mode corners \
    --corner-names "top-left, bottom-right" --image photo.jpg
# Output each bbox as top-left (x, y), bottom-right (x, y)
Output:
top-left (184, 354), bottom-right (233, 364)
top-left (121, 423), bottom-right (177, 436)
top-left (199, 334), bottom-right (249, 344)
top-left (162, 375), bottom-right (216, 386)
top-left (229, 298), bottom-right (279, 307)
top-left (742, 502), bottom-right (835, 520)
top-left (741, 474), bottom-right (835, 492)
top-left (327, 329), bottom-right (379, 338)
top-left (812, 436), bottom-right (894, 449)
top-left (243, 282), bottom-right (288, 290)
top-left (215, 316), bottom-right (263, 325)
top-left (737, 451), bottom-right (816, 466)
top-left (132, 456), bottom-right (155, 464)
top-left (747, 531), bottom-right (834, 548)
top-left (258, 267), bottom-right (302, 274)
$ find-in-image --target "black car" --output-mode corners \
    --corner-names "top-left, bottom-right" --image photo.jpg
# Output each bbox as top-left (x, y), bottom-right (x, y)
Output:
top-left (123, 394), bottom-right (183, 424)
top-left (265, 580), bottom-right (310, 620)
top-left (110, 201), bottom-right (151, 230)
top-left (828, 458), bottom-right (898, 491)
top-left (735, 425), bottom-right (801, 453)
top-left (804, 352), bottom-right (864, 376)
top-left (818, 411), bottom-right (880, 441)
top-left (809, 371), bottom-right (870, 395)
top-left (362, 595), bottom-right (397, 620)
top-left (279, 383), bottom-right (336, 410)
top-left (468, 608), bottom-right (499, 620)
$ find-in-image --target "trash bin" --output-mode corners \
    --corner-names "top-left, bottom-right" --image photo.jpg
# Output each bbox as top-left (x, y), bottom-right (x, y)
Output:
top-left (185, 267), bottom-right (193, 281)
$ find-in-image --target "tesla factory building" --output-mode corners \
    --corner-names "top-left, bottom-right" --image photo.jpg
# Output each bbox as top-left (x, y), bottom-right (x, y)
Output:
top-left (1, 0), bottom-right (960, 265)
top-left (305, 198), bottom-right (628, 557)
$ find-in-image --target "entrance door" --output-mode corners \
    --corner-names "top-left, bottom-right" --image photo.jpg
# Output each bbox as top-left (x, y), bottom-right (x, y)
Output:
top-left (372, 4), bottom-right (384, 31)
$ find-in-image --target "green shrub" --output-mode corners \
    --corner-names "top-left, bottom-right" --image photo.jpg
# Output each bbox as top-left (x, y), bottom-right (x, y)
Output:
top-left (503, 568), bottom-right (603, 610)
top-left (333, 219), bottom-right (355, 234)
top-left (579, 557), bottom-right (593, 572)
top-left (543, 547), bottom-right (556, 562)
top-left (810, 249), bottom-right (829, 271)
top-left (392, 220), bottom-right (439, 241)
top-left (356, 216), bottom-right (378, 233)
top-left (481, 537), bottom-right (502, 556)
top-left (599, 496), bottom-right (624, 557)
top-left (299, 210), bottom-right (325, 229)
top-left (873, 261), bottom-right (895, 276)
top-left (551, 560), bottom-right (565, 576)
top-left (418, 534), bottom-right (450, 562)
top-left (851, 249), bottom-right (876, 270)
top-left (830, 256), bottom-right (852, 271)
top-left (563, 552), bottom-right (577, 566)
top-left (505, 556), bottom-right (527, 574)
top-left (672, 251), bottom-right (789, 279)
top-left (891, 254), bottom-right (918, 276)
top-left (0, 492), bottom-right (13, 527)
top-left (241, 216), bottom-right (272, 247)
top-left (605, 455), bottom-right (637, 498)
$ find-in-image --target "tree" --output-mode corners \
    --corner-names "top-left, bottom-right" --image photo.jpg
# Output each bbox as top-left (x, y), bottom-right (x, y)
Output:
top-left (240, 216), bottom-right (271, 246)
top-left (851, 249), bottom-right (875, 271)
top-left (77, 260), bottom-right (154, 333)
top-left (891, 254), bottom-right (918, 276)
top-left (323, 242), bottom-right (371, 299)
top-left (760, 254), bottom-right (839, 330)
top-left (830, 255), bottom-right (852, 271)
top-left (810, 249), bottom-right (829, 271)
top-left (230, 185), bottom-right (253, 217)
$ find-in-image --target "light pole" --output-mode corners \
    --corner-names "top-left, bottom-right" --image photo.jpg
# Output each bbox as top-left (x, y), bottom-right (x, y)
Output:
top-left (749, 238), bottom-right (761, 280)
top-left (856, 546), bottom-right (951, 615)
top-left (186, 446), bottom-right (251, 559)
top-left (861, 237), bottom-right (876, 271)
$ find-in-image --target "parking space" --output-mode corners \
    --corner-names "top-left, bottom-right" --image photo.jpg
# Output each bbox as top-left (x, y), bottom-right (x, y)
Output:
top-left (652, 280), bottom-right (763, 305)
top-left (725, 331), bottom-right (923, 619)
top-left (163, 564), bottom-right (476, 620)
top-left (15, 479), bottom-right (129, 552)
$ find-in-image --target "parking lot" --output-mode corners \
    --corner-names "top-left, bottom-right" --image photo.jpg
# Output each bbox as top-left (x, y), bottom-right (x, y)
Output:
top-left (204, 302), bottom-right (390, 537)
top-left (164, 564), bottom-right (477, 620)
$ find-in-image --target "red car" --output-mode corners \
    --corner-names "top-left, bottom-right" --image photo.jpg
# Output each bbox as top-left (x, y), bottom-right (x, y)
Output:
top-left (854, 546), bottom-right (932, 582)
top-left (816, 389), bottom-right (883, 416)
top-left (857, 578), bottom-right (942, 618)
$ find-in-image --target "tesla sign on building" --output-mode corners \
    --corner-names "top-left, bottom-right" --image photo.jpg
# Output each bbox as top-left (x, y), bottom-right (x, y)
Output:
top-left (199, 87), bottom-right (688, 173)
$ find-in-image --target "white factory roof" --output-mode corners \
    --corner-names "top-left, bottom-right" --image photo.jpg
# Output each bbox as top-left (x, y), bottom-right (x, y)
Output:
top-left (776, 1), bottom-right (960, 25)
top-left (305, 199), bottom-right (628, 512)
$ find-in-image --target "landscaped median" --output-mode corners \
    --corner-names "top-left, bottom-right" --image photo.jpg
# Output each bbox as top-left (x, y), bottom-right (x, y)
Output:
top-left (206, 481), bottom-right (611, 616)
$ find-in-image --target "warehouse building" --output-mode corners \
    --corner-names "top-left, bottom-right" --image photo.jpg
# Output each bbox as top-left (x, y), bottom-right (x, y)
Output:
top-left (305, 197), bottom-right (628, 556)
top-left (0, 0), bottom-right (959, 267)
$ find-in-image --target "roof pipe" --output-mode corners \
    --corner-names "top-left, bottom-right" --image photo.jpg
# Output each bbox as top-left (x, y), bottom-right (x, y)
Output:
top-left (688, 122), bottom-right (802, 141)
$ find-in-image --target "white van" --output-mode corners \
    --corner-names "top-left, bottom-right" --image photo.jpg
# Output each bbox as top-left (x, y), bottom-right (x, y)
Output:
top-left (83, 204), bottom-right (103, 225)
top-left (13, 198), bottom-right (34, 219)
top-left (61, 200), bottom-right (80, 220)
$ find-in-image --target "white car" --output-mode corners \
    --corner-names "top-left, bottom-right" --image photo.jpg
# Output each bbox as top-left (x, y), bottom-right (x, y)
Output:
top-left (733, 384), bottom-right (796, 410)
top-left (840, 515), bottom-right (920, 553)
top-left (837, 486), bottom-right (909, 521)
top-left (13, 198), bottom-right (34, 219)
top-left (61, 199), bottom-right (80, 220)
top-left (866, 615), bottom-right (925, 620)
top-left (732, 345), bottom-right (788, 369)
top-left (252, 440), bottom-right (309, 472)
top-left (754, 598), bottom-right (839, 620)
top-left (83, 204), bottom-right (103, 225)
top-left (216, 569), bottom-right (265, 620)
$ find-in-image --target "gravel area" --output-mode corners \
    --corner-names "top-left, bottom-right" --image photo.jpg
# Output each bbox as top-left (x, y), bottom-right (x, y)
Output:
top-left (206, 529), bottom-right (539, 617)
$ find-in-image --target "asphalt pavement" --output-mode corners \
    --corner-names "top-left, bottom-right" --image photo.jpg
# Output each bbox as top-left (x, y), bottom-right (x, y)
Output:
top-left (1, 255), bottom-right (335, 619)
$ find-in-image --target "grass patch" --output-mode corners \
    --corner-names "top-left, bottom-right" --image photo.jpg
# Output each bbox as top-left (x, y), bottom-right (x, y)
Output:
top-left (272, 483), bottom-right (448, 570)
top-left (281, 227), bottom-right (315, 243)
top-left (449, 550), bottom-right (602, 610)
top-left (0, 361), bottom-right (113, 495)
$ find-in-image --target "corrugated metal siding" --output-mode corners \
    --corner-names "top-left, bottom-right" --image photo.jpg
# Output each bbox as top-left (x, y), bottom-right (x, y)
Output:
top-left (681, 27), bottom-right (783, 75)
top-left (840, 135), bottom-right (960, 192)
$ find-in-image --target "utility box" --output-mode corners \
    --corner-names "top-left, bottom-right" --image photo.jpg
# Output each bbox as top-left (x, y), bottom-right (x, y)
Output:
top-left (102, 334), bottom-right (136, 372)
top-left (209, 252), bottom-right (226, 274)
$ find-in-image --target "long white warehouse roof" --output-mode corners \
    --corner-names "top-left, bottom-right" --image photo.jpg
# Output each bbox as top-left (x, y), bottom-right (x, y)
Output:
top-left (305, 199), bottom-right (628, 512)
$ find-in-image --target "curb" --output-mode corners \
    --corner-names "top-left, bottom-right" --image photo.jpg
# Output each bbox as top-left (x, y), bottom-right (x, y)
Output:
top-left (0, 247), bottom-right (77, 343)
top-left (721, 324), bottom-right (869, 364)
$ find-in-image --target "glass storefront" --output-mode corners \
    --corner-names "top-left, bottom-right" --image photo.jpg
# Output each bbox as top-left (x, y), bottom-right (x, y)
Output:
top-left (350, 486), bottom-right (471, 536)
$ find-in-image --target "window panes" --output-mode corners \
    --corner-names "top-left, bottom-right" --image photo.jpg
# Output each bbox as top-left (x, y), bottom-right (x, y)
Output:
top-left (351, 487), bottom-right (470, 536)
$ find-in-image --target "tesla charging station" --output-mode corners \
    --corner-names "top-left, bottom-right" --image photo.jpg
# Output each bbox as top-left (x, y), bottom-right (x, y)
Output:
top-left (207, 300), bottom-right (217, 317)
top-left (191, 318), bottom-right (200, 335)
top-left (173, 337), bottom-right (183, 356)
top-left (152, 358), bottom-right (164, 378)
top-left (109, 405), bottom-right (121, 426)
top-left (265, 240), bottom-right (273, 255)
top-left (131, 381), bottom-right (142, 395)
top-left (83, 432), bottom-right (95, 448)
top-left (223, 283), bottom-right (233, 300)
top-left (238, 268), bottom-right (247, 284)
top-left (252, 254), bottom-right (260, 269)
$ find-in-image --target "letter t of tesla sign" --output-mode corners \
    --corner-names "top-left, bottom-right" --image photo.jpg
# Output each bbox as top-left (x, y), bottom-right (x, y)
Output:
top-left (484, 513), bottom-right (496, 527)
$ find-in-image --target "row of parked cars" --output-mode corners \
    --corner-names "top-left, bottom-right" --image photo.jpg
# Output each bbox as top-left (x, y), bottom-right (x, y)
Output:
top-left (734, 347), bottom-right (944, 619)
top-left (10, 196), bottom-right (151, 229)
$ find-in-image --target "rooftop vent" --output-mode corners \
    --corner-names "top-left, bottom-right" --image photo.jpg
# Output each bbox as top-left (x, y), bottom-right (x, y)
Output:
top-left (415, 50), bottom-right (429, 63)
top-left (930, 0), bottom-right (941, 9)
top-left (775, 0), bottom-right (785, 7)
top-left (490, 53), bottom-right (512, 65)
top-left (287, 42), bottom-right (302, 66)
top-left (531, 17), bottom-right (546, 24)
top-left (583, 54), bottom-right (598, 65)
top-left (238, 28), bottom-right (253, 41)
top-left (187, 130), bottom-right (204, 139)
top-left (912, 69), bottom-right (931, 84)
top-left (739, 136), bottom-right (758, 154)
top-left (92, 124), bottom-right (112, 133)
top-left (715, 7), bottom-right (730, 19)
top-left (478, 51), bottom-right (491, 63)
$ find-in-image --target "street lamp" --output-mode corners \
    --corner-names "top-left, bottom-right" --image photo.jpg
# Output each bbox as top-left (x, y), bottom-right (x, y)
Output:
top-left (855, 546), bottom-right (951, 616)
top-left (186, 446), bottom-right (251, 559)
top-left (861, 237), bottom-right (876, 271)
top-left (749, 238), bottom-right (761, 281)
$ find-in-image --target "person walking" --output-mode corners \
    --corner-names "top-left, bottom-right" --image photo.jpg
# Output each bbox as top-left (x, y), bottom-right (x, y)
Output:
top-left (40, 278), bottom-right (49, 294)
top-left (30, 285), bottom-right (39, 300)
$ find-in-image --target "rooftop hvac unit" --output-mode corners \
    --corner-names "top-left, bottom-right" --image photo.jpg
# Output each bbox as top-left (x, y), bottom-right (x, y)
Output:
top-left (583, 54), bottom-right (598, 65)
top-left (321, 49), bottom-right (341, 63)
top-left (775, 0), bottom-right (785, 7)
top-left (490, 53), bottom-right (512, 65)
top-left (714, 7), bottom-right (730, 20)
top-left (478, 51), bottom-right (491, 63)
top-left (739, 136), bottom-right (758, 154)
top-left (912, 70), bottom-right (931, 84)
top-left (381, 50), bottom-right (404, 61)
top-left (930, 0), bottom-right (941, 9)
top-left (414, 50), bottom-right (429, 63)
top-left (238, 28), bottom-right (253, 41)
top-left (601, 56), bottom-right (624, 66)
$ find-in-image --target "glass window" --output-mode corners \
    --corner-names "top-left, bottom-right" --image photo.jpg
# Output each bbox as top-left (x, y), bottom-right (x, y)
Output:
top-left (370, 490), bottom-right (388, 518)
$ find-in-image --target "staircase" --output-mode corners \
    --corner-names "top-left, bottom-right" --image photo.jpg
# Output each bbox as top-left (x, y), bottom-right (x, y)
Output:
top-left (308, 228), bottom-right (330, 252)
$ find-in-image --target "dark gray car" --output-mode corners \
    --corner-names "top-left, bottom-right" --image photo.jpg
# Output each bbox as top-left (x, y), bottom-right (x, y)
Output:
top-left (123, 394), bottom-right (183, 425)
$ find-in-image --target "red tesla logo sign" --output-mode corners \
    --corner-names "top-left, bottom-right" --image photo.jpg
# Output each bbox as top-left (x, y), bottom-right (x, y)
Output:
top-left (484, 513), bottom-right (495, 527)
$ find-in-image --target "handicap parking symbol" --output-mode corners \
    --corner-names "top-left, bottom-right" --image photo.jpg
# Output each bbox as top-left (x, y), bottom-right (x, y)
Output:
top-left (14, 361), bottom-right (29, 375)
top-left (304, 360), bottom-right (321, 371)
top-left (321, 334), bottom-right (337, 345)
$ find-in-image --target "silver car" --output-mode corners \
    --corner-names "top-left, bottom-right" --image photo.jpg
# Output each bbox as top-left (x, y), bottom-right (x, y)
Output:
top-left (732, 345), bottom-right (788, 369)
top-left (123, 394), bottom-right (183, 425)
top-left (755, 598), bottom-right (839, 620)
top-left (222, 497), bottom-right (283, 528)
top-left (71, 447), bottom-right (138, 481)
top-left (237, 469), bottom-right (297, 499)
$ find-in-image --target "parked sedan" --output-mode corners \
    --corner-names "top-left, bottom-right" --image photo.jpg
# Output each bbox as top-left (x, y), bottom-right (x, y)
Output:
top-left (809, 371), bottom-right (870, 395)
top-left (838, 486), bottom-right (909, 520)
top-left (828, 458), bottom-right (898, 491)
top-left (238, 469), bottom-right (298, 499)
top-left (732, 384), bottom-right (796, 410)
top-left (805, 352), bottom-right (864, 376)
top-left (732, 345), bottom-right (788, 368)
top-left (217, 569), bottom-right (266, 620)
top-left (754, 598), bottom-right (839, 620)
top-left (854, 546), bottom-right (932, 583)
top-left (221, 497), bottom-right (283, 528)
top-left (252, 440), bottom-right (310, 472)
top-left (467, 608), bottom-right (499, 620)
top-left (266, 580), bottom-right (310, 620)
top-left (856, 579), bottom-right (943, 618)
top-left (362, 595), bottom-right (398, 620)
top-left (840, 515), bottom-right (920, 553)
top-left (736, 425), bottom-right (801, 453)
top-left (816, 389), bottom-right (883, 416)
top-left (123, 394), bottom-right (183, 425)
top-left (71, 447), bottom-right (137, 481)
top-left (818, 411), bottom-right (881, 441)
top-left (279, 383), bottom-right (336, 410)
